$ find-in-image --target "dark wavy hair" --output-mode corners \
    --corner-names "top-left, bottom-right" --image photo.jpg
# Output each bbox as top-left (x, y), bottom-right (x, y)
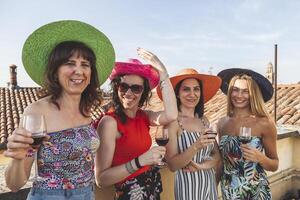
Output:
top-left (39, 41), bottom-right (102, 117)
top-left (174, 78), bottom-right (204, 118)
top-left (111, 75), bottom-right (152, 123)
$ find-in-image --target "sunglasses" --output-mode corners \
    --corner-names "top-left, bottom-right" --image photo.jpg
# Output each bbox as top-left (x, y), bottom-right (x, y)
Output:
top-left (118, 82), bottom-right (144, 94)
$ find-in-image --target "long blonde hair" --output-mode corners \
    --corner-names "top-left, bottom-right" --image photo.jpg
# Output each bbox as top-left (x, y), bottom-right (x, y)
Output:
top-left (227, 74), bottom-right (270, 118)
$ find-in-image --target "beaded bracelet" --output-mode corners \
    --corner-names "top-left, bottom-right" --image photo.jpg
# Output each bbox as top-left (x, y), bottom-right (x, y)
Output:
top-left (125, 160), bottom-right (135, 174)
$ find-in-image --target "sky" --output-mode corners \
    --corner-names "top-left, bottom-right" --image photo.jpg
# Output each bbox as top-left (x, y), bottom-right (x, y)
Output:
top-left (0, 0), bottom-right (300, 88)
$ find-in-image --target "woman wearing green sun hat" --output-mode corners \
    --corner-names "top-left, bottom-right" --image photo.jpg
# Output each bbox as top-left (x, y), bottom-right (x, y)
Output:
top-left (4, 20), bottom-right (115, 200)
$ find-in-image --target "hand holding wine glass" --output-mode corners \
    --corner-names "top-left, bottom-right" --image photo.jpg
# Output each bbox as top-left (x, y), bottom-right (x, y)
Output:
top-left (202, 123), bottom-right (217, 160)
top-left (22, 114), bottom-right (47, 181)
top-left (155, 127), bottom-right (169, 166)
top-left (204, 123), bottom-right (218, 140)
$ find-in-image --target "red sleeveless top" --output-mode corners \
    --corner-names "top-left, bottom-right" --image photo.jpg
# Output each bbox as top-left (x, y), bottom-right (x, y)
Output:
top-left (107, 110), bottom-right (152, 183)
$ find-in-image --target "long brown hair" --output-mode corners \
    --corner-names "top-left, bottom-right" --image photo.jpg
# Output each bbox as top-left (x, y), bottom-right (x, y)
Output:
top-left (39, 41), bottom-right (102, 117)
top-left (227, 74), bottom-right (269, 118)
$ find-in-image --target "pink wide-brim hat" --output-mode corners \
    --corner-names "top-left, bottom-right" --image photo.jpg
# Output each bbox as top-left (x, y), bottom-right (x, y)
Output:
top-left (109, 59), bottom-right (160, 89)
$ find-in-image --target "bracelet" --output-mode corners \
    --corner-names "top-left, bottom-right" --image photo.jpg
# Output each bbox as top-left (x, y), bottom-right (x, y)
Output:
top-left (125, 160), bottom-right (135, 174)
top-left (159, 77), bottom-right (169, 90)
top-left (134, 157), bottom-right (142, 169)
top-left (159, 79), bottom-right (167, 89)
top-left (159, 73), bottom-right (169, 88)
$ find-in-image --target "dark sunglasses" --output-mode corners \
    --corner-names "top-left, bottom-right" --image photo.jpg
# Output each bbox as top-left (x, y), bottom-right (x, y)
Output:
top-left (118, 82), bottom-right (144, 94)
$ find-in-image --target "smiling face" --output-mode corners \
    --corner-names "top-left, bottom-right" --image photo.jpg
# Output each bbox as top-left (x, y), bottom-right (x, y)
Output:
top-left (117, 74), bottom-right (144, 110)
top-left (230, 79), bottom-right (250, 109)
top-left (178, 78), bottom-right (201, 110)
top-left (57, 52), bottom-right (91, 96)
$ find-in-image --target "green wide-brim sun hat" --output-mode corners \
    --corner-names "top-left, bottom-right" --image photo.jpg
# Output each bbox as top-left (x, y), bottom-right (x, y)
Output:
top-left (22, 20), bottom-right (115, 86)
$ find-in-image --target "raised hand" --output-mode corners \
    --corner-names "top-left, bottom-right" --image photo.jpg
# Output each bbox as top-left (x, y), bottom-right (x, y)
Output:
top-left (136, 47), bottom-right (168, 79)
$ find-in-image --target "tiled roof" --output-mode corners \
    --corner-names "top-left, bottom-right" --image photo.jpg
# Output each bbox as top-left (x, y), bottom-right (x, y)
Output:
top-left (0, 87), bottom-right (104, 146)
top-left (1, 83), bottom-right (300, 147)
top-left (205, 83), bottom-right (300, 125)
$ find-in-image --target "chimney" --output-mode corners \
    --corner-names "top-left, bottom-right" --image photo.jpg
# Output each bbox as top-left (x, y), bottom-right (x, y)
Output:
top-left (7, 64), bottom-right (18, 89)
top-left (266, 62), bottom-right (274, 84)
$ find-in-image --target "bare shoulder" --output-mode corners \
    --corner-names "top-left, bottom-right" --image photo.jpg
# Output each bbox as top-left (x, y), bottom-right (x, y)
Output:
top-left (167, 118), bottom-right (182, 137)
top-left (168, 119), bottom-right (180, 129)
top-left (258, 117), bottom-right (276, 136)
top-left (98, 115), bottom-right (117, 129)
top-left (258, 117), bottom-right (275, 128)
top-left (217, 116), bottom-right (229, 137)
top-left (23, 96), bottom-right (51, 115)
top-left (217, 116), bottom-right (229, 127)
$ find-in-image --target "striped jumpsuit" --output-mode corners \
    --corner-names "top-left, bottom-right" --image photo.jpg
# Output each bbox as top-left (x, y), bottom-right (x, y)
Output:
top-left (175, 129), bottom-right (218, 200)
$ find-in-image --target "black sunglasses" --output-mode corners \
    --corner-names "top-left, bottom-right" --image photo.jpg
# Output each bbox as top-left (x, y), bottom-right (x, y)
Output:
top-left (118, 82), bottom-right (144, 94)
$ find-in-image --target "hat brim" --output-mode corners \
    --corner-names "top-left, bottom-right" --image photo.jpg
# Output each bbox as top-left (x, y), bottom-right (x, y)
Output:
top-left (217, 68), bottom-right (273, 102)
top-left (22, 20), bottom-right (115, 86)
top-left (109, 62), bottom-right (160, 89)
top-left (157, 73), bottom-right (221, 103)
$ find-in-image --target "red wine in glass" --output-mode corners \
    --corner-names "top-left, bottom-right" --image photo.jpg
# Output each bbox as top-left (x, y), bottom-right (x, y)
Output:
top-left (239, 136), bottom-right (251, 144)
top-left (31, 131), bottom-right (47, 147)
top-left (155, 128), bottom-right (169, 166)
top-left (155, 138), bottom-right (169, 146)
top-left (202, 123), bottom-right (217, 160)
top-left (204, 130), bottom-right (217, 139)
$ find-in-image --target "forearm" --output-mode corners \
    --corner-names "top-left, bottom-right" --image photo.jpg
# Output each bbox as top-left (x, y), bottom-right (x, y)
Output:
top-left (5, 159), bottom-right (29, 192)
top-left (160, 78), bottom-right (178, 122)
top-left (99, 163), bottom-right (133, 187)
top-left (259, 155), bottom-right (279, 172)
top-left (214, 158), bottom-right (223, 184)
top-left (167, 144), bottom-right (198, 172)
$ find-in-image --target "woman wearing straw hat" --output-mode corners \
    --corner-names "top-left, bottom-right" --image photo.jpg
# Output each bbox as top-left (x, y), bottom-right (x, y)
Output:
top-left (217, 68), bottom-right (279, 199)
top-left (4, 20), bottom-right (115, 200)
top-left (95, 48), bottom-right (177, 200)
top-left (156, 68), bottom-right (222, 200)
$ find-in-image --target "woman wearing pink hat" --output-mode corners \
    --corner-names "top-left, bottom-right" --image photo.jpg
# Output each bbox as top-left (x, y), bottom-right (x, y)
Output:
top-left (95, 48), bottom-right (177, 200)
top-left (157, 68), bottom-right (222, 200)
top-left (217, 68), bottom-right (279, 199)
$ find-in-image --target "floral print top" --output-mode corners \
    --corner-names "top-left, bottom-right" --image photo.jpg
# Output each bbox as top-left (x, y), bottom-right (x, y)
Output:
top-left (33, 124), bottom-right (100, 190)
top-left (219, 135), bottom-right (271, 200)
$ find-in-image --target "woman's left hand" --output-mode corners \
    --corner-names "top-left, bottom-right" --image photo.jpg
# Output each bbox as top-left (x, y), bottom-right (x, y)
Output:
top-left (240, 144), bottom-right (263, 163)
top-left (137, 47), bottom-right (168, 78)
top-left (182, 161), bottom-right (199, 172)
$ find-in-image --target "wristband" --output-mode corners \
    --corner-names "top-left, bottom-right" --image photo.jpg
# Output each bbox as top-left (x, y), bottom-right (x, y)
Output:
top-left (135, 157), bottom-right (142, 169)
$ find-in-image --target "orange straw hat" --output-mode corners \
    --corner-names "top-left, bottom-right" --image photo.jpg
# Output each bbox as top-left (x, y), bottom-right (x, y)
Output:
top-left (156, 68), bottom-right (221, 103)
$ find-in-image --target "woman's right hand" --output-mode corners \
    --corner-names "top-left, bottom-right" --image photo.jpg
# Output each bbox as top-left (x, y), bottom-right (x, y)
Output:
top-left (4, 128), bottom-right (33, 160)
top-left (193, 133), bottom-right (215, 150)
top-left (138, 146), bottom-right (166, 166)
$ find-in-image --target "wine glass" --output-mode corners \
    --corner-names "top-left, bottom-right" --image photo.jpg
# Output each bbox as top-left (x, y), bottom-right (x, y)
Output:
top-left (155, 127), bottom-right (169, 166)
top-left (22, 114), bottom-right (47, 181)
top-left (202, 123), bottom-right (217, 160)
top-left (239, 127), bottom-right (252, 144)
